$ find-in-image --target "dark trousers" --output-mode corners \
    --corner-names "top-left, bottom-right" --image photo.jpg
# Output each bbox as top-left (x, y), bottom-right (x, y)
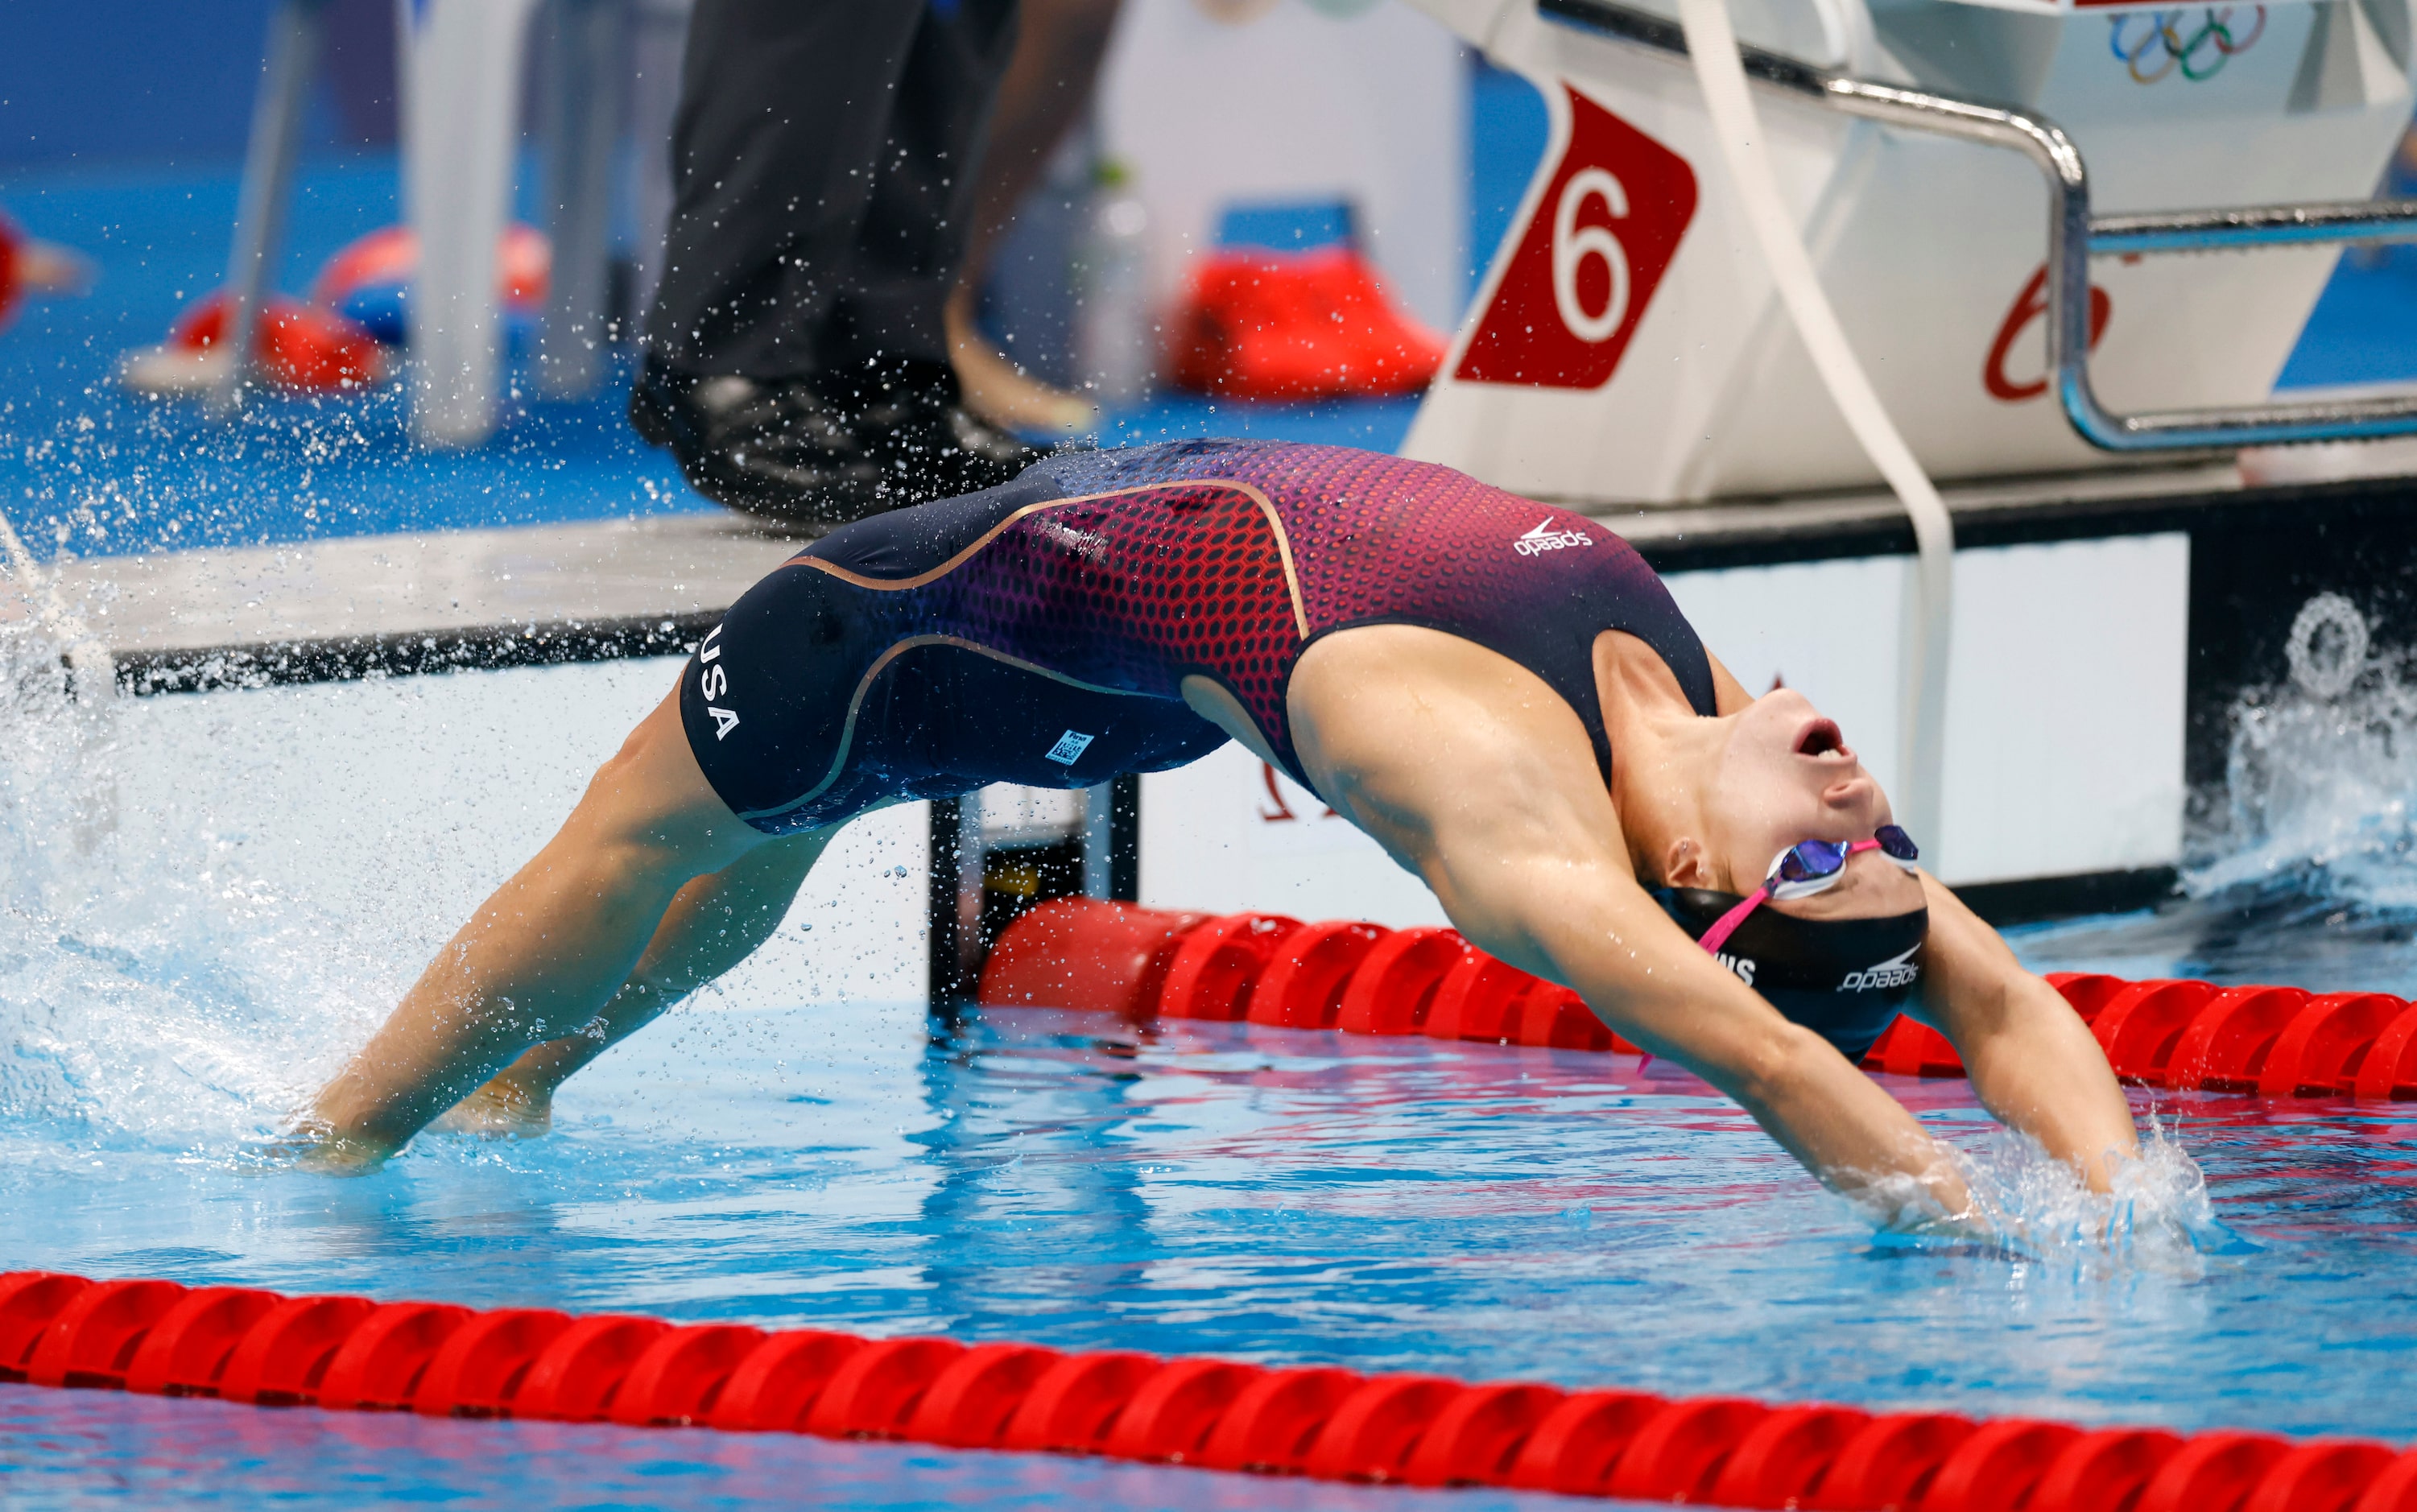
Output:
top-left (646, 0), bottom-right (1021, 382)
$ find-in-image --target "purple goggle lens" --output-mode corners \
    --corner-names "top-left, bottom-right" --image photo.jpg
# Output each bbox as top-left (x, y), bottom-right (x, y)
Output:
top-left (1695, 824), bottom-right (1921, 955)
top-left (1773, 824), bottom-right (1918, 889)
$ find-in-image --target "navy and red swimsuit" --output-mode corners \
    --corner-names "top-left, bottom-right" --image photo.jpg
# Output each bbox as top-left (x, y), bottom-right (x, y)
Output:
top-left (680, 439), bottom-right (1717, 834)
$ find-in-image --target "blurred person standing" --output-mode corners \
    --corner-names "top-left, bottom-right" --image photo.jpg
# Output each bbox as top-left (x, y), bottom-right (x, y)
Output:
top-left (944, 0), bottom-right (1124, 439)
top-left (630, 0), bottom-right (1044, 529)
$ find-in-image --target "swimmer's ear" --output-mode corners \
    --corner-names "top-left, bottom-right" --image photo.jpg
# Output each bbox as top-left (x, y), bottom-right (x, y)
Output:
top-left (1662, 837), bottom-right (1716, 891)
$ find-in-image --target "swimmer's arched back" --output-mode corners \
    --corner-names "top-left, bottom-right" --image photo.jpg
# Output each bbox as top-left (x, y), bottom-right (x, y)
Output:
top-left (294, 441), bottom-right (2141, 1246)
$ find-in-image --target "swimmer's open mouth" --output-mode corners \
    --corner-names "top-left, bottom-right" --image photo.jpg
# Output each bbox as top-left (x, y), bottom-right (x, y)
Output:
top-left (1795, 719), bottom-right (1848, 758)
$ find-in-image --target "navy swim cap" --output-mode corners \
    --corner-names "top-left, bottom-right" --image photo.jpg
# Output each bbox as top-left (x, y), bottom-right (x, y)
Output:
top-left (1654, 887), bottom-right (1927, 1060)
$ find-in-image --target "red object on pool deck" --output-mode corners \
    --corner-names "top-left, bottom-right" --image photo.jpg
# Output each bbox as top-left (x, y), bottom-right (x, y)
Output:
top-left (977, 900), bottom-right (2417, 1104)
top-left (5, 1268), bottom-right (2414, 1507)
top-left (163, 291), bottom-right (386, 391)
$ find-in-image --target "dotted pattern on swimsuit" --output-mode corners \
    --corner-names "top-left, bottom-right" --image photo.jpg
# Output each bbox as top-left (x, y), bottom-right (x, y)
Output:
top-left (902, 480), bottom-right (1302, 742)
top-left (862, 439), bottom-right (1685, 766)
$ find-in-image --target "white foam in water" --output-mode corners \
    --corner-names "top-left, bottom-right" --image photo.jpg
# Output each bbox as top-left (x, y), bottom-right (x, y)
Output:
top-left (1, 620), bottom-right (386, 1155)
top-left (0, 626), bottom-right (929, 1165)
top-left (1852, 1117), bottom-right (2230, 1274)
top-left (2193, 593), bottom-right (2417, 907)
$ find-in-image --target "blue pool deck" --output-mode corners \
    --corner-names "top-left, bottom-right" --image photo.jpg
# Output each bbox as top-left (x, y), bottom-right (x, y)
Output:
top-left (1, 67), bottom-right (2415, 568)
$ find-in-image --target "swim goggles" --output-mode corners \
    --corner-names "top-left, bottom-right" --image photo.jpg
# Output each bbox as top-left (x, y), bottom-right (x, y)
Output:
top-left (1694, 826), bottom-right (1919, 955)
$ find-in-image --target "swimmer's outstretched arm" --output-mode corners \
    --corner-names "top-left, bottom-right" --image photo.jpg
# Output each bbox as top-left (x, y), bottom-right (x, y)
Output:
top-left (1415, 811), bottom-right (1982, 1225)
top-left (297, 689), bottom-right (775, 1165)
top-left (1903, 878), bottom-right (2138, 1189)
top-left (1261, 637), bottom-right (1979, 1226)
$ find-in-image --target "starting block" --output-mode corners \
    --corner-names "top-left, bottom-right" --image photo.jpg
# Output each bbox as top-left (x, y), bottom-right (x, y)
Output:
top-left (1404, 0), bottom-right (2417, 502)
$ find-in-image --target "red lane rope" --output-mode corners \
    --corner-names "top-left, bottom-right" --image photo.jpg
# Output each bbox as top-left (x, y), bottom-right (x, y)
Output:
top-left (5, 1268), bottom-right (2411, 1507)
top-left (979, 899), bottom-right (2417, 1101)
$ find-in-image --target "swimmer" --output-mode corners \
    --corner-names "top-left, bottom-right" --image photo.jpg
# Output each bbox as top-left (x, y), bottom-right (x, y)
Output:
top-left (299, 440), bottom-right (2139, 1228)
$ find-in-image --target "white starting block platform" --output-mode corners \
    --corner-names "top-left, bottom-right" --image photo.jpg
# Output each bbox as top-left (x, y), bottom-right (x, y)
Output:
top-left (1407, 0), bottom-right (2417, 497)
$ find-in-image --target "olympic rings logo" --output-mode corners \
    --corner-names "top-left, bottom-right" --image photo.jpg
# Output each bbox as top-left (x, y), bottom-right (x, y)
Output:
top-left (2109, 6), bottom-right (2266, 84)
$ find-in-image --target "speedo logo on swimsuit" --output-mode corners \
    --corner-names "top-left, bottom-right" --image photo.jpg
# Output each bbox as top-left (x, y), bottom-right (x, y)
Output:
top-left (1714, 952), bottom-right (1756, 986)
top-left (697, 625), bottom-right (740, 742)
top-left (1840, 945), bottom-right (1921, 993)
top-left (1513, 518), bottom-right (1595, 556)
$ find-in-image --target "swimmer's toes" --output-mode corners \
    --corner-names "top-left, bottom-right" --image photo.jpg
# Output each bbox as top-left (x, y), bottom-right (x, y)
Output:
top-left (249, 1125), bottom-right (395, 1176)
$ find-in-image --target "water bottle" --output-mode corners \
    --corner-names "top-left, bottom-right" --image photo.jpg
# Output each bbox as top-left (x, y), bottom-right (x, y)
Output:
top-left (1075, 159), bottom-right (1156, 409)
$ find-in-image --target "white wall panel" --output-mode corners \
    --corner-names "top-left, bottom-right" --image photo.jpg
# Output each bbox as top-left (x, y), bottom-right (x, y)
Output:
top-left (114, 659), bottom-right (931, 1013)
top-left (1099, 0), bottom-right (1469, 333)
top-left (1138, 743), bottom-right (1449, 925)
top-left (1933, 535), bottom-right (2189, 883)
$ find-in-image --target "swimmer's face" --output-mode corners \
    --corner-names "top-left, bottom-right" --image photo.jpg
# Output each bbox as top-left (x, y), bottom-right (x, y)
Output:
top-left (1700, 689), bottom-right (1924, 919)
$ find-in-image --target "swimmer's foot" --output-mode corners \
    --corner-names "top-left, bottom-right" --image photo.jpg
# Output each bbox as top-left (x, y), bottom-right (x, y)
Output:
top-left (254, 1119), bottom-right (395, 1175)
top-left (428, 1076), bottom-right (554, 1140)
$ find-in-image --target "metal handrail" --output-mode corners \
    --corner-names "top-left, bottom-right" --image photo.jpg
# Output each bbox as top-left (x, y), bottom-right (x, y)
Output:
top-left (1536, 0), bottom-right (2417, 451)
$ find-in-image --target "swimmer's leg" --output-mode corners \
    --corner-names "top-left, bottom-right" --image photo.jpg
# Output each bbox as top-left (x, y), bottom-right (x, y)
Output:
top-left (299, 685), bottom-right (768, 1167)
top-left (431, 822), bottom-right (838, 1137)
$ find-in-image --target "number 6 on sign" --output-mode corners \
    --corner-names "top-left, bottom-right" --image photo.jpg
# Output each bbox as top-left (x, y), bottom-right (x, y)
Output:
top-left (1552, 168), bottom-right (1632, 344)
top-left (1453, 88), bottom-right (1697, 390)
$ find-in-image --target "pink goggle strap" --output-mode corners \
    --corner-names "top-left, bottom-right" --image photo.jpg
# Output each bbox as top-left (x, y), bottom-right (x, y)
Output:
top-left (1693, 838), bottom-right (1884, 956)
top-left (1694, 889), bottom-right (1768, 956)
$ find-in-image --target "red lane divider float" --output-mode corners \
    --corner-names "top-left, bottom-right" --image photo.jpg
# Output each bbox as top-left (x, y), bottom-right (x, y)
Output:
top-left (980, 899), bottom-right (2417, 1103)
top-left (3, 1269), bottom-right (2411, 1509)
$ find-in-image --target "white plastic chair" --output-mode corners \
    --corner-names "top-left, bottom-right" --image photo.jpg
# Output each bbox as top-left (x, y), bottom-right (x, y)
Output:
top-left (209, 0), bottom-right (655, 447)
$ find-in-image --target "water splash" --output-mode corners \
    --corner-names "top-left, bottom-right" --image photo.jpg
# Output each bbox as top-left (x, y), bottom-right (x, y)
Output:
top-left (1857, 1117), bottom-right (2233, 1276)
top-left (2020, 593), bottom-right (2417, 989)
top-left (2192, 596), bottom-right (2417, 908)
top-left (1957, 1116), bottom-right (2234, 1274)
top-left (0, 617), bottom-right (373, 1159)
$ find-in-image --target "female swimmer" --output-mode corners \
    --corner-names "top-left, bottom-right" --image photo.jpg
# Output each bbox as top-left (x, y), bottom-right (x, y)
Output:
top-left (299, 440), bottom-right (2138, 1225)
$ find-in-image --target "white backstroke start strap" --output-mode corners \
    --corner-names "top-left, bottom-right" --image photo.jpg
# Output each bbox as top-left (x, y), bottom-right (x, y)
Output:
top-left (1673, 0), bottom-right (1954, 858)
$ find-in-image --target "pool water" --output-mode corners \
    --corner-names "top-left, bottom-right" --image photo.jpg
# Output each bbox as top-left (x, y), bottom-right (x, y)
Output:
top-left (0, 1378), bottom-right (1604, 1511)
top-left (5, 641), bottom-right (2417, 1507)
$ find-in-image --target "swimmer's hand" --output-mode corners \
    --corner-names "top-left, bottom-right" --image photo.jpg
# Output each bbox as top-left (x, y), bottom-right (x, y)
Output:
top-left (1832, 1151), bottom-right (1995, 1246)
top-left (428, 1072), bottom-right (554, 1140)
top-left (1856, 1192), bottom-right (1996, 1247)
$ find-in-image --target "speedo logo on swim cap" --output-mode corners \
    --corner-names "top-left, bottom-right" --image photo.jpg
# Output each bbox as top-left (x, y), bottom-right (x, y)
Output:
top-left (1514, 518), bottom-right (1595, 556)
top-left (1839, 945), bottom-right (1921, 993)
